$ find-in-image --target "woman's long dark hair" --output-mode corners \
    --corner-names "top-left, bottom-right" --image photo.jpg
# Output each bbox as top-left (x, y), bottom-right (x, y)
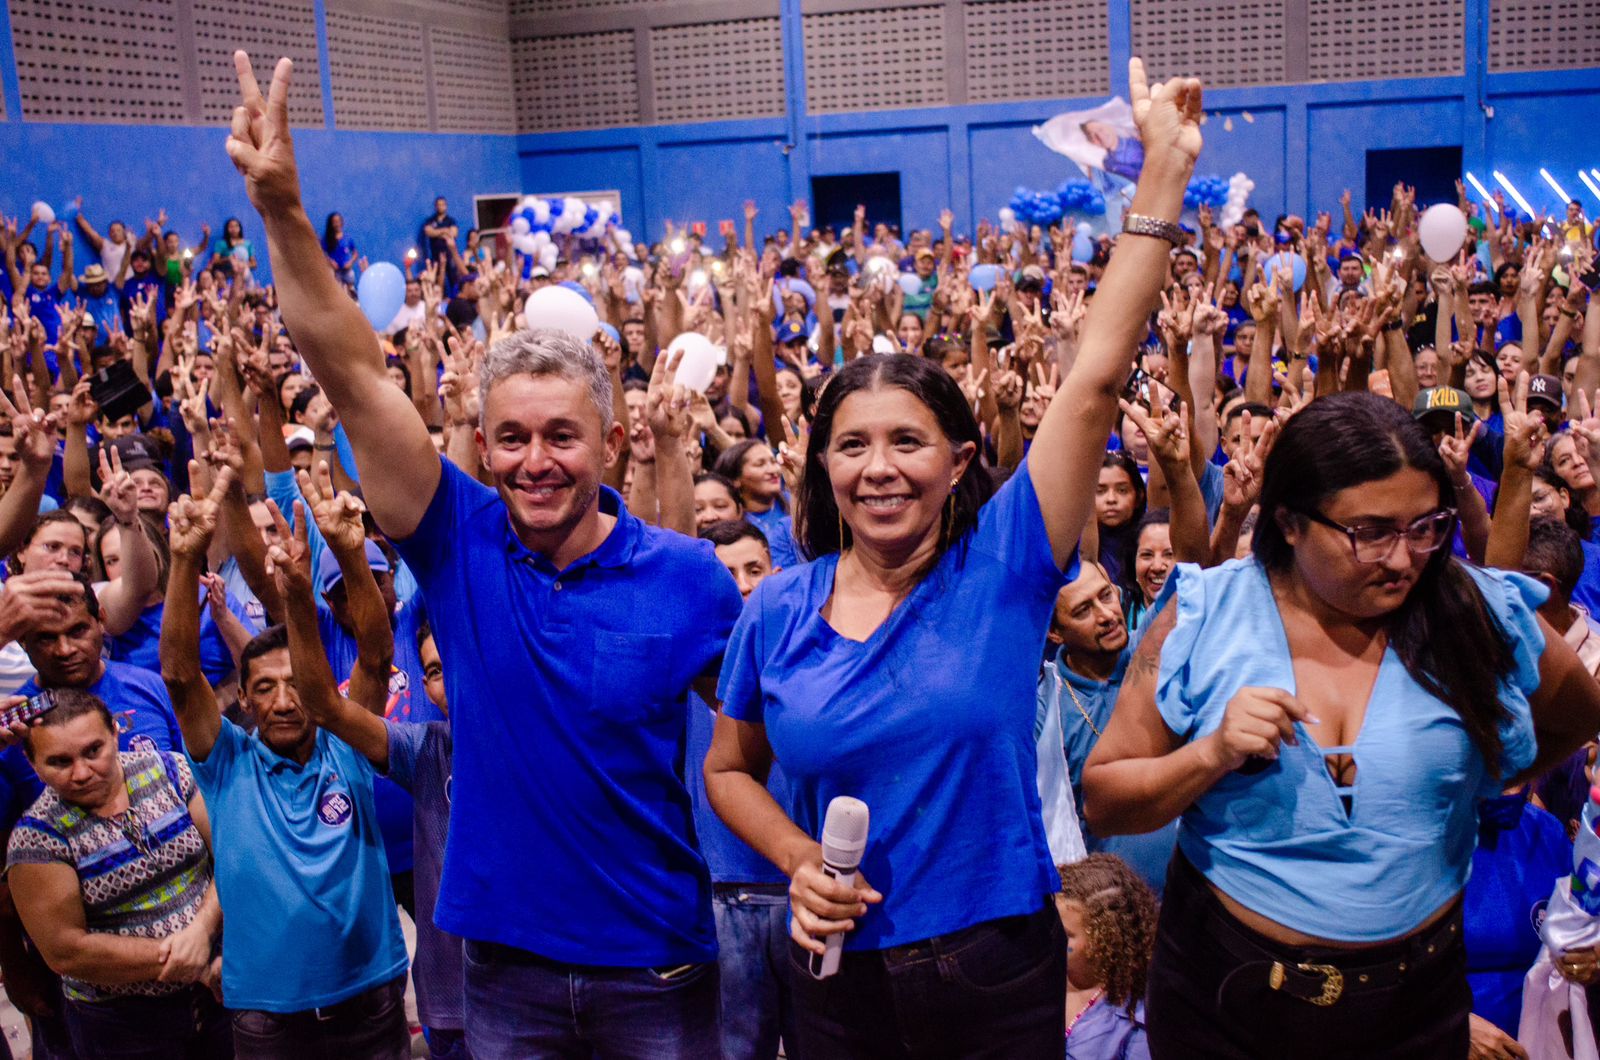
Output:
top-left (1253, 391), bottom-right (1516, 773)
top-left (797, 355), bottom-right (993, 561)
top-left (322, 212), bottom-right (342, 254)
top-left (1119, 509), bottom-right (1170, 605)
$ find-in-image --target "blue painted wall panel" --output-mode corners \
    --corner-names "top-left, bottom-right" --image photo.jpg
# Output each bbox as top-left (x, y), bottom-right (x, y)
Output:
top-left (806, 127), bottom-right (952, 232)
top-left (1306, 97), bottom-right (1464, 213)
top-left (1483, 90), bottom-right (1600, 214)
top-left (656, 136), bottom-right (794, 236)
top-left (0, 122), bottom-right (520, 279)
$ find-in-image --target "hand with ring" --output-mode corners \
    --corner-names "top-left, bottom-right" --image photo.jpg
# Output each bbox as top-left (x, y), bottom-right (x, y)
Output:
top-left (1558, 946), bottom-right (1599, 985)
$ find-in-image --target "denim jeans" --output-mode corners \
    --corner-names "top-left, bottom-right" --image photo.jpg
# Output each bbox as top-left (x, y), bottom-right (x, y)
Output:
top-left (787, 904), bottom-right (1066, 1059)
top-left (64, 986), bottom-right (231, 1060)
top-left (462, 938), bottom-right (720, 1060)
top-left (713, 883), bottom-right (798, 1060)
top-left (425, 1027), bottom-right (469, 1060)
top-left (231, 976), bottom-right (408, 1060)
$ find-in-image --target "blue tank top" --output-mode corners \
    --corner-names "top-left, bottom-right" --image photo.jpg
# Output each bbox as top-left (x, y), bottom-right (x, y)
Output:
top-left (1152, 559), bottom-right (1543, 941)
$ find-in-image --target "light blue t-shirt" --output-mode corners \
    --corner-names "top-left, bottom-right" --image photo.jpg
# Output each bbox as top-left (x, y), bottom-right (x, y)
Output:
top-left (190, 719), bottom-right (407, 1012)
top-left (720, 459), bottom-right (1073, 949)
top-left (1038, 648), bottom-right (1177, 894)
top-left (1152, 559), bottom-right (1542, 942)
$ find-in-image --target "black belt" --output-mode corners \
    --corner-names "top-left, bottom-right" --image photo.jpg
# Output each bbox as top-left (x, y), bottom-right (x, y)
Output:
top-left (1182, 859), bottom-right (1462, 1007)
top-left (269, 976), bottom-right (402, 1024)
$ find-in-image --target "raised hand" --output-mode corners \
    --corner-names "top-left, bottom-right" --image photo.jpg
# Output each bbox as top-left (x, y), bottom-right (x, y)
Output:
top-left (263, 500), bottom-right (312, 598)
top-left (225, 51), bottom-right (301, 215)
top-left (992, 368), bottom-right (1024, 412)
top-left (1221, 411), bottom-right (1279, 511)
top-left (298, 459), bottom-right (367, 554)
top-left (1128, 57), bottom-right (1203, 172)
top-left (1499, 372), bottom-right (1544, 472)
top-left (168, 465), bottom-right (236, 558)
top-left (97, 446), bottom-right (139, 525)
top-left (1120, 380), bottom-right (1189, 468)
top-left (650, 349), bottom-right (693, 441)
top-left (1437, 414), bottom-right (1483, 480)
top-left (0, 375), bottom-right (59, 473)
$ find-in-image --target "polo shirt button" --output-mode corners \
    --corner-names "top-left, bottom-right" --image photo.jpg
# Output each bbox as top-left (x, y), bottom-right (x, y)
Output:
top-left (554, 581), bottom-right (563, 591)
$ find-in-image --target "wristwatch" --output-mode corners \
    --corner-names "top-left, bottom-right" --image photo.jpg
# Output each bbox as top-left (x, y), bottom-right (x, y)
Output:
top-left (1122, 213), bottom-right (1187, 247)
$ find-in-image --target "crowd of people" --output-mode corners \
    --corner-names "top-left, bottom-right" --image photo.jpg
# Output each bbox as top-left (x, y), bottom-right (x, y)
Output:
top-left (0, 45), bottom-right (1593, 1060)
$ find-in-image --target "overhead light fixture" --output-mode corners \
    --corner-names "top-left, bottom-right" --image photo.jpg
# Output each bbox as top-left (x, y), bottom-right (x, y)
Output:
top-left (1493, 170), bottom-right (1537, 217)
top-left (1541, 168), bottom-right (1573, 204)
top-left (1464, 172), bottom-right (1498, 211)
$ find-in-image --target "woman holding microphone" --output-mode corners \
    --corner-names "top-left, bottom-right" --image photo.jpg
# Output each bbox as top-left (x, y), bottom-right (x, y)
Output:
top-left (705, 59), bottom-right (1204, 1057)
top-left (1082, 391), bottom-right (1600, 1057)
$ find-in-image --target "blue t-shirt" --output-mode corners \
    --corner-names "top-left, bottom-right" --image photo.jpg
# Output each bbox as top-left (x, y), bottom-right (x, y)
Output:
top-left (18, 660), bottom-right (183, 756)
top-left (25, 284), bottom-right (63, 345)
top-left (106, 592), bottom-right (259, 687)
top-left (686, 698), bottom-right (788, 884)
top-left (1038, 648), bottom-right (1176, 894)
top-left (745, 504), bottom-right (801, 569)
top-left (190, 719), bottom-right (407, 1012)
top-left (1152, 559), bottom-right (1542, 941)
top-left (384, 719), bottom-right (462, 1031)
top-left (1572, 540), bottom-right (1600, 617)
top-left (720, 459), bottom-right (1073, 950)
top-left (1465, 796), bottom-right (1571, 1035)
top-left (320, 601), bottom-right (437, 875)
top-left (392, 459), bottom-right (743, 965)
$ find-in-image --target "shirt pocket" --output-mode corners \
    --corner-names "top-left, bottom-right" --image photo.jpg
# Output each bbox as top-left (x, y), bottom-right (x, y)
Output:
top-left (591, 631), bottom-right (677, 723)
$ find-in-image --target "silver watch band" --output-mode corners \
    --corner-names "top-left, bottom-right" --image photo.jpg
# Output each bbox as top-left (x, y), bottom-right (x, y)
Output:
top-left (1121, 213), bottom-right (1187, 246)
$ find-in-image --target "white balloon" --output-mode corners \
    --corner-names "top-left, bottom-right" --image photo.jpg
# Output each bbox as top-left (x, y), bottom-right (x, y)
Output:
top-left (539, 244), bottom-right (559, 271)
top-left (898, 273), bottom-right (922, 296)
top-left (668, 332), bottom-right (719, 393)
top-left (1418, 203), bottom-right (1469, 263)
top-left (998, 207), bottom-right (1016, 228)
top-left (512, 233), bottom-right (535, 255)
top-left (862, 256), bottom-right (895, 281)
top-left (30, 201), bottom-right (54, 225)
top-left (530, 230), bottom-right (551, 250)
top-left (871, 334), bottom-right (897, 355)
top-left (510, 216), bottom-right (531, 235)
top-left (1219, 172), bottom-right (1255, 230)
top-left (531, 199), bottom-right (551, 225)
top-left (523, 284), bottom-right (599, 341)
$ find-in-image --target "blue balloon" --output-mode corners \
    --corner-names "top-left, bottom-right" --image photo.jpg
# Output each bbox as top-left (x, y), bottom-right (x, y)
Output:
top-left (548, 199), bottom-right (564, 217)
top-left (598, 322), bottom-right (620, 343)
top-left (356, 262), bottom-right (406, 330)
top-left (969, 264), bottom-right (1000, 292)
top-left (1261, 252), bottom-right (1308, 292)
top-left (1072, 235), bottom-right (1094, 264)
top-left (559, 280), bottom-right (594, 304)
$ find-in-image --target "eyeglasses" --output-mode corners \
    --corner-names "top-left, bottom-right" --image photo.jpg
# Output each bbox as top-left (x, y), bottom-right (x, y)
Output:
top-left (1300, 508), bottom-right (1458, 563)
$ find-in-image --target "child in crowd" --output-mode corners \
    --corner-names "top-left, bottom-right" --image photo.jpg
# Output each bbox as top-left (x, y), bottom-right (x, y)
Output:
top-left (1057, 854), bottom-right (1156, 1060)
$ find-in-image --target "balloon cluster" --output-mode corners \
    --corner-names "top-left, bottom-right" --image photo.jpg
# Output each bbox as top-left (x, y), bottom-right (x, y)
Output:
top-left (1003, 182), bottom-right (1108, 228)
top-left (507, 195), bottom-right (628, 272)
top-left (1183, 176), bottom-right (1230, 210)
top-left (1218, 172), bottom-right (1256, 230)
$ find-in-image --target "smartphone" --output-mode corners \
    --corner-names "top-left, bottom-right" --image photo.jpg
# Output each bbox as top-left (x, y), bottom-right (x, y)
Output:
top-left (0, 690), bottom-right (56, 730)
top-left (1581, 265), bottom-right (1600, 291)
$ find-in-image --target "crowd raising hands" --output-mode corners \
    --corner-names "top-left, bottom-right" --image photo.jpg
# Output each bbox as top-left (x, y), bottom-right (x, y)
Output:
top-left (0, 43), bottom-right (1588, 1060)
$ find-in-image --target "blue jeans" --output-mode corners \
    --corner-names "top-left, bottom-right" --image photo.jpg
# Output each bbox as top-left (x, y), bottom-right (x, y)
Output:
top-left (463, 938), bottom-right (720, 1060)
top-left (713, 884), bottom-right (797, 1060)
top-left (426, 1027), bottom-right (468, 1059)
top-left (787, 905), bottom-right (1066, 1059)
top-left (64, 986), bottom-right (231, 1060)
top-left (231, 976), bottom-right (408, 1060)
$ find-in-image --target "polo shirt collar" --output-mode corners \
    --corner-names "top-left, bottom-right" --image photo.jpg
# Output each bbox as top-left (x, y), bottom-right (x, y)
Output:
top-left (503, 485), bottom-right (640, 573)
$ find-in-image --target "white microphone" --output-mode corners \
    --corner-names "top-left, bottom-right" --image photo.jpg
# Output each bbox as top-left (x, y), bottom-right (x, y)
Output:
top-left (809, 795), bottom-right (870, 980)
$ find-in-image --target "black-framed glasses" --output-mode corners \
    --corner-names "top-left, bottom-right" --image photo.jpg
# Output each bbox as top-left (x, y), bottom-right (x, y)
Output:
top-left (1300, 508), bottom-right (1458, 563)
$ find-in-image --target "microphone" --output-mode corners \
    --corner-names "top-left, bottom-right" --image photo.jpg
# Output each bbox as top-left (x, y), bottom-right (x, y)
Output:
top-left (809, 795), bottom-right (870, 980)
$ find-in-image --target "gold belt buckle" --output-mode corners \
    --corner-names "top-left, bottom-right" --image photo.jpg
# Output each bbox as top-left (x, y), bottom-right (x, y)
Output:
top-left (1269, 961), bottom-right (1344, 1006)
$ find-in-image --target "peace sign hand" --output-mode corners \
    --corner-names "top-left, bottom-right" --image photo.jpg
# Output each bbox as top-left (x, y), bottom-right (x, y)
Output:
top-left (226, 51), bottom-right (302, 215)
top-left (168, 465), bottom-right (236, 559)
top-left (1499, 372), bottom-right (1545, 472)
top-left (298, 459), bottom-right (368, 555)
top-left (1119, 380), bottom-right (1189, 469)
top-left (0, 376), bottom-right (59, 473)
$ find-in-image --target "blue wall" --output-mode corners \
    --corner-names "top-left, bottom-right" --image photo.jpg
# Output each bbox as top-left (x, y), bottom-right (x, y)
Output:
top-left (518, 67), bottom-right (1600, 244)
top-left (0, 121), bottom-right (520, 281)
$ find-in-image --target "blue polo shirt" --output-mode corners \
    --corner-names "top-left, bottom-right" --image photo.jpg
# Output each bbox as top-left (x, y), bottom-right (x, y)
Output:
top-left (106, 592), bottom-right (259, 687)
top-left (190, 719), bottom-right (407, 1012)
top-left (69, 287), bottom-right (122, 343)
top-left (18, 660), bottom-right (183, 755)
top-left (720, 460), bottom-right (1073, 949)
top-left (392, 459), bottom-right (744, 966)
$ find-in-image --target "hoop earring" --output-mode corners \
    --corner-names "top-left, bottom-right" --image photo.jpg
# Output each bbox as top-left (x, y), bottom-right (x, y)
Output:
top-left (942, 493), bottom-right (954, 546)
top-left (838, 506), bottom-right (847, 553)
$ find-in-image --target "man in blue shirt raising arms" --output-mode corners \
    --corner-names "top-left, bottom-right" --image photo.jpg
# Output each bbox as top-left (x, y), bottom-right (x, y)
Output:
top-left (224, 52), bottom-right (743, 1058)
top-left (161, 470), bottom-right (410, 1059)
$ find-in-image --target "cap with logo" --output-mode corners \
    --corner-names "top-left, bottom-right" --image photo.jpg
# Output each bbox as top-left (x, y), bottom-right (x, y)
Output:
top-left (1527, 374), bottom-right (1563, 411)
top-left (316, 540), bottom-right (391, 596)
top-left (1411, 386), bottom-right (1478, 429)
top-left (775, 321), bottom-right (807, 345)
top-left (106, 433), bottom-right (162, 474)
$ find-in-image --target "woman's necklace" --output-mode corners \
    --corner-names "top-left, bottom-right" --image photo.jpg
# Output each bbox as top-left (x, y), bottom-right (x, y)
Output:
top-left (1061, 674), bottom-right (1101, 738)
top-left (1065, 989), bottom-right (1103, 1038)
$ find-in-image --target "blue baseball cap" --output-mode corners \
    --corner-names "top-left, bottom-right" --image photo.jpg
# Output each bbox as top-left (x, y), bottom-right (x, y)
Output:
top-left (775, 321), bottom-right (807, 345)
top-left (316, 540), bottom-right (390, 596)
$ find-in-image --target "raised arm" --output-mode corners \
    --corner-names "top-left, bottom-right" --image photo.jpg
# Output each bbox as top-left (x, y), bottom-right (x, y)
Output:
top-left (1027, 59), bottom-right (1203, 567)
top-left (269, 500), bottom-right (389, 765)
top-left (297, 462), bottom-right (393, 713)
top-left (161, 469), bottom-right (236, 760)
top-left (0, 381), bottom-right (60, 557)
top-left (93, 449), bottom-right (161, 638)
top-left (225, 53), bottom-right (438, 538)
top-left (1485, 374), bottom-right (1540, 570)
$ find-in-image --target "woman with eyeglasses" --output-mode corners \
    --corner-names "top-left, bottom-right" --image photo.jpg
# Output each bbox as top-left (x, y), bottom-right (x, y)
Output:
top-left (1081, 391), bottom-right (1600, 1058)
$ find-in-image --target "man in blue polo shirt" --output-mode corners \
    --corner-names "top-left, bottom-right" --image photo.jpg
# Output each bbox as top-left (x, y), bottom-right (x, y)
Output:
top-left (161, 470), bottom-right (409, 1059)
top-left (226, 52), bottom-right (743, 1058)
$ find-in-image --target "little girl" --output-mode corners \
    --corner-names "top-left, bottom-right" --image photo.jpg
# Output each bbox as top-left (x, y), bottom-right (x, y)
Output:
top-left (1058, 854), bottom-right (1157, 1060)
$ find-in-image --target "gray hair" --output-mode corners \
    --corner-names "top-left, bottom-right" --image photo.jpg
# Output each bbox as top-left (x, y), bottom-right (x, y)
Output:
top-left (478, 329), bottom-right (614, 433)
